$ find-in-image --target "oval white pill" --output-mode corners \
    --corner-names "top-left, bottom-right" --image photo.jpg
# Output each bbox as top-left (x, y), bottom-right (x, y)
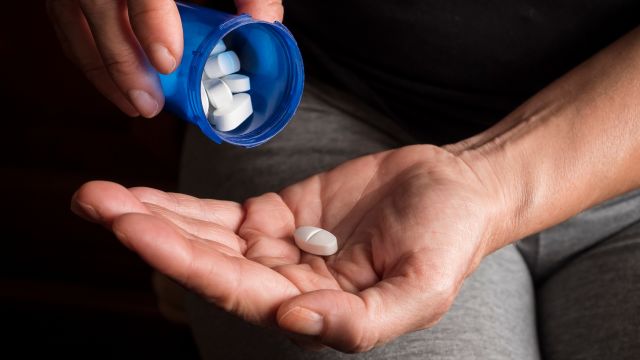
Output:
top-left (204, 51), bottom-right (241, 79)
top-left (201, 82), bottom-right (210, 115)
top-left (295, 226), bottom-right (323, 242)
top-left (203, 78), bottom-right (233, 110)
top-left (211, 93), bottom-right (253, 131)
top-left (294, 226), bottom-right (338, 256)
top-left (210, 40), bottom-right (227, 56)
top-left (220, 74), bottom-right (251, 93)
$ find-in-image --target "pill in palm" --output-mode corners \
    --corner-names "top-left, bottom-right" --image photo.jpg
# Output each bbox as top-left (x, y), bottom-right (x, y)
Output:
top-left (221, 74), bottom-right (251, 93)
top-left (294, 226), bottom-right (338, 256)
top-left (203, 78), bottom-right (233, 110)
top-left (204, 51), bottom-right (241, 79)
top-left (211, 93), bottom-right (253, 131)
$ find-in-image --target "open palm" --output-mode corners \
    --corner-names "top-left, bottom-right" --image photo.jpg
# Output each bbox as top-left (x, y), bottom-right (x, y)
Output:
top-left (72, 145), bottom-right (500, 352)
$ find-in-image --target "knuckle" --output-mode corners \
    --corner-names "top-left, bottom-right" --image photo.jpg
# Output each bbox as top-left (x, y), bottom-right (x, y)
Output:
top-left (407, 256), bottom-right (458, 300)
top-left (349, 337), bottom-right (377, 353)
top-left (424, 279), bottom-right (457, 327)
top-left (427, 274), bottom-right (457, 300)
top-left (426, 277), bottom-right (457, 311)
top-left (103, 55), bottom-right (142, 79)
top-left (344, 306), bottom-right (380, 353)
top-left (347, 324), bottom-right (386, 353)
top-left (78, 60), bottom-right (105, 77)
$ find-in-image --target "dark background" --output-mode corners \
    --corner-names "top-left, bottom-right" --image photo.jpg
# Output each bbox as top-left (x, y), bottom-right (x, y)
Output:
top-left (0, 1), bottom-right (241, 357)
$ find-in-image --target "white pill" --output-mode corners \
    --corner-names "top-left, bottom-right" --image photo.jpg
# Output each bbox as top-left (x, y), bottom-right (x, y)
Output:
top-left (204, 51), bottom-right (241, 79)
top-left (200, 82), bottom-right (210, 115)
top-left (210, 40), bottom-right (227, 56)
top-left (211, 93), bottom-right (253, 131)
top-left (203, 78), bottom-right (233, 110)
top-left (202, 42), bottom-right (228, 80)
top-left (294, 226), bottom-right (338, 256)
top-left (220, 74), bottom-right (251, 93)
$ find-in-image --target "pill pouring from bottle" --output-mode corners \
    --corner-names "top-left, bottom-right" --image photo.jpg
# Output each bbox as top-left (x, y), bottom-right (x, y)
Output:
top-left (201, 40), bottom-right (253, 132)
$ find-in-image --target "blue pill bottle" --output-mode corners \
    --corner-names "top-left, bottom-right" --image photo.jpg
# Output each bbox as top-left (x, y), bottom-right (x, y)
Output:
top-left (159, 2), bottom-right (304, 147)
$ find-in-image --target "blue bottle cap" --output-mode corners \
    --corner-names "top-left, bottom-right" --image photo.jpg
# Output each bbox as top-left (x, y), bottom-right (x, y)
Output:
top-left (159, 3), bottom-right (304, 147)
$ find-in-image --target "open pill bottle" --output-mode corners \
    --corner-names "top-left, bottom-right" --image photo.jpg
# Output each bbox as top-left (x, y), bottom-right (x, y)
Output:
top-left (158, 2), bottom-right (304, 147)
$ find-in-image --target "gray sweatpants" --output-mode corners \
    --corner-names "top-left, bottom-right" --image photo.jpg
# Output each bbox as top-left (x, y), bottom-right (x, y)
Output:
top-left (179, 81), bottom-right (640, 359)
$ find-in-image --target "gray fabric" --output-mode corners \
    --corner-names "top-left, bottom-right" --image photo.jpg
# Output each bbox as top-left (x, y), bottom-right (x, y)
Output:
top-left (538, 221), bottom-right (640, 360)
top-left (179, 82), bottom-right (404, 203)
top-left (179, 81), bottom-right (640, 359)
top-left (517, 189), bottom-right (640, 282)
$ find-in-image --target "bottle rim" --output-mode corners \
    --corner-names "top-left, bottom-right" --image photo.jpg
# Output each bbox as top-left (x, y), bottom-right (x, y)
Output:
top-left (189, 15), bottom-right (305, 147)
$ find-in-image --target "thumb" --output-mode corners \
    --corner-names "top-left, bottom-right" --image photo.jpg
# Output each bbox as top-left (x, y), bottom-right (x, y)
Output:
top-left (128, 0), bottom-right (183, 74)
top-left (276, 258), bottom-right (459, 352)
top-left (234, 0), bottom-right (284, 22)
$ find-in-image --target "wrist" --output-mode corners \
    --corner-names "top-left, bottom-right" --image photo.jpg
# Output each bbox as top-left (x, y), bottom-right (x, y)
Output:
top-left (451, 103), bottom-right (605, 252)
top-left (453, 146), bottom-right (523, 254)
top-left (449, 26), bottom-right (640, 253)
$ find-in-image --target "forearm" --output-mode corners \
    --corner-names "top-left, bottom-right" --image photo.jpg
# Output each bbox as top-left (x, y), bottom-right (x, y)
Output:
top-left (450, 25), bottom-right (640, 250)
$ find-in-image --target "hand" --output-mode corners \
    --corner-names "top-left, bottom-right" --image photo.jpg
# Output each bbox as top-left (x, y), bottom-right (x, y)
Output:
top-left (71, 145), bottom-right (506, 352)
top-left (46, 0), bottom-right (284, 118)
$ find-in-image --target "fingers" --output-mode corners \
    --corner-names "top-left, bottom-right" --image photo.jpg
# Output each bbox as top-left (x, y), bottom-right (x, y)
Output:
top-left (46, 0), bottom-right (140, 117)
top-left (128, 187), bottom-right (244, 232)
top-left (71, 182), bottom-right (247, 254)
top-left (112, 212), bottom-right (195, 274)
top-left (277, 254), bottom-right (459, 353)
top-left (112, 212), bottom-right (301, 325)
top-left (127, 0), bottom-right (182, 74)
top-left (234, 0), bottom-right (284, 22)
top-left (272, 256), bottom-right (341, 292)
top-left (141, 202), bottom-right (247, 254)
top-left (79, 0), bottom-right (163, 118)
top-left (71, 181), bottom-right (302, 326)
top-left (71, 180), bottom-right (150, 225)
top-left (240, 193), bottom-right (299, 263)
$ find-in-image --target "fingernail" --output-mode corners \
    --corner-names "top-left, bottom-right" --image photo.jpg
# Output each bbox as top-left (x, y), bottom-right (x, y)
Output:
top-left (128, 89), bottom-right (159, 118)
top-left (279, 307), bottom-right (324, 336)
top-left (149, 43), bottom-right (176, 73)
top-left (70, 200), bottom-right (101, 222)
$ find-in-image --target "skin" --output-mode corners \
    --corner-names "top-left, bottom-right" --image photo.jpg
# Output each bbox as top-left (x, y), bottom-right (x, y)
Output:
top-left (46, 0), bottom-right (283, 118)
top-left (71, 146), bottom-right (495, 351)
top-left (58, 0), bottom-right (640, 354)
